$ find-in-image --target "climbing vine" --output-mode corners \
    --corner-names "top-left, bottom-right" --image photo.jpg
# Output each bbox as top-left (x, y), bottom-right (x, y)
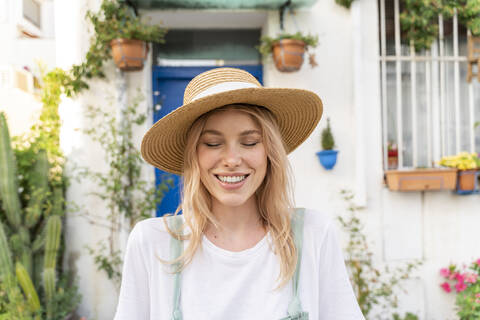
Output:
top-left (335, 0), bottom-right (480, 52)
top-left (73, 94), bottom-right (173, 286)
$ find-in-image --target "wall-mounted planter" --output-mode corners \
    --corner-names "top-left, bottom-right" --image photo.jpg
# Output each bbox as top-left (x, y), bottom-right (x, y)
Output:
top-left (455, 169), bottom-right (479, 195)
top-left (110, 38), bottom-right (149, 71)
top-left (272, 39), bottom-right (305, 72)
top-left (385, 168), bottom-right (457, 191)
top-left (316, 150), bottom-right (338, 170)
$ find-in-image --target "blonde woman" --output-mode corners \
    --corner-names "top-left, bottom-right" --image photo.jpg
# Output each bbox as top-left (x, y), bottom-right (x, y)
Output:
top-left (114, 68), bottom-right (364, 320)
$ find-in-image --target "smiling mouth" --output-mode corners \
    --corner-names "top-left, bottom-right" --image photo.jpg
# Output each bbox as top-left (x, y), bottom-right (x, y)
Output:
top-left (215, 174), bottom-right (250, 184)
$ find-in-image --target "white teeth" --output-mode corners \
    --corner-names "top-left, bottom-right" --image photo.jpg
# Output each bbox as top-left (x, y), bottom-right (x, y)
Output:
top-left (217, 175), bottom-right (247, 183)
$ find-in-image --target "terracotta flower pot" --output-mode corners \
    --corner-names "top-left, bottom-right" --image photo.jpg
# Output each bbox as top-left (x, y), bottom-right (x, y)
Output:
top-left (457, 169), bottom-right (478, 191)
top-left (272, 39), bottom-right (306, 72)
top-left (384, 168), bottom-right (458, 191)
top-left (110, 38), bottom-right (149, 71)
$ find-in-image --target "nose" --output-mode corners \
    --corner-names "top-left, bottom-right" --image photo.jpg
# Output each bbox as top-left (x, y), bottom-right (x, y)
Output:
top-left (222, 143), bottom-right (242, 167)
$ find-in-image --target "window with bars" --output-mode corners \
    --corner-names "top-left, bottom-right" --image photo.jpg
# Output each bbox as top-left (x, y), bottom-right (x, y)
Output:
top-left (378, 0), bottom-right (480, 170)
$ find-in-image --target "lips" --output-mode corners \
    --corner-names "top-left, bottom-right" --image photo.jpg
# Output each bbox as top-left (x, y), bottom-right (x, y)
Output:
top-left (214, 174), bottom-right (250, 190)
top-left (215, 174), bottom-right (250, 183)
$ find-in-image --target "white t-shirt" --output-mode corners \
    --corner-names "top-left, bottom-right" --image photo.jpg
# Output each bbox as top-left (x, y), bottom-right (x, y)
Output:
top-left (114, 209), bottom-right (365, 320)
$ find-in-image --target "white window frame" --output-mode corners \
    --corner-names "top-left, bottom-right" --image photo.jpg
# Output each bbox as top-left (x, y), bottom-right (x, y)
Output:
top-left (16, 0), bottom-right (44, 37)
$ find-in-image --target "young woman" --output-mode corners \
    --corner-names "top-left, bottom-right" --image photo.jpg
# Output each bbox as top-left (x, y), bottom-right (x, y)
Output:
top-left (114, 68), bottom-right (364, 319)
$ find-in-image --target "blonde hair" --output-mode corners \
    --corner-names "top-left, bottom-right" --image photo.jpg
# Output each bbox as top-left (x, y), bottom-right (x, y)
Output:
top-left (163, 104), bottom-right (297, 288)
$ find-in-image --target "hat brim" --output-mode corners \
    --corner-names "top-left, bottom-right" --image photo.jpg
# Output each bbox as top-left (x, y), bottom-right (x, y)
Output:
top-left (141, 87), bottom-right (323, 175)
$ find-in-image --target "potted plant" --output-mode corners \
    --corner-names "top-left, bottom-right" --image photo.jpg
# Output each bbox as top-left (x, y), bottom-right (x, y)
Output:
top-left (86, 0), bottom-right (167, 71)
top-left (384, 168), bottom-right (458, 192)
top-left (439, 258), bottom-right (480, 319)
top-left (316, 118), bottom-right (338, 170)
top-left (438, 152), bottom-right (480, 194)
top-left (387, 141), bottom-right (398, 169)
top-left (257, 32), bottom-right (318, 72)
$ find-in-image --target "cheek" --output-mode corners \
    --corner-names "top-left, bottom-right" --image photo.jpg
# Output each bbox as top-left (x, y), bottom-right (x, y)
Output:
top-left (250, 149), bottom-right (268, 173)
top-left (197, 149), bottom-right (220, 189)
top-left (197, 148), bottom-right (213, 171)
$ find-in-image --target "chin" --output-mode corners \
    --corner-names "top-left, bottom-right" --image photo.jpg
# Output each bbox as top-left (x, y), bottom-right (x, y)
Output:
top-left (214, 195), bottom-right (252, 208)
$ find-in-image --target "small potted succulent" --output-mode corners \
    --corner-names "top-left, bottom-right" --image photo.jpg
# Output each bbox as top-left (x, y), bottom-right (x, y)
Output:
top-left (257, 32), bottom-right (318, 72)
top-left (438, 152), bottom-right (480, 194)
top-left (316, 118), bottom-right (338, 170)
top-left (86, 0), bottom-right (167, 71)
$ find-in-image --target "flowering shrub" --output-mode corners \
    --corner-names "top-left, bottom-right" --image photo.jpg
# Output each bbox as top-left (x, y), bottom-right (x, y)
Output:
top-left (440, 258), bottom-right (480, 319)
top-left (438, 152), bottom-right (480, 171)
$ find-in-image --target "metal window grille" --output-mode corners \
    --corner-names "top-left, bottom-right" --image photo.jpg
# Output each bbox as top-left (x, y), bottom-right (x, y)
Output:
top-left (379, 0), bottom-right (480, 170)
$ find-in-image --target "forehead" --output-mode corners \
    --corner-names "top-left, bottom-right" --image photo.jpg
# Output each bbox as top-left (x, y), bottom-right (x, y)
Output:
top-left (202, 109), bottom-right (260, 132)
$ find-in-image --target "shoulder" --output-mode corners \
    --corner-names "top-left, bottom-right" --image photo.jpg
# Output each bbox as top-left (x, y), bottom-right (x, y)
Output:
top-left (297, 208), bottom-right (339, 249)
top-left (129, 216), bottom-right (179, 246)
top-left (300, 208), bottom-right (336, 233)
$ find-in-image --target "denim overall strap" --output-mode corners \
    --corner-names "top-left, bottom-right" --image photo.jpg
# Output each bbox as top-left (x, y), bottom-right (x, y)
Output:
top-left (280, 208), bottom-right (309, 320)
top-left (168, 215), bottom-right (184, 320)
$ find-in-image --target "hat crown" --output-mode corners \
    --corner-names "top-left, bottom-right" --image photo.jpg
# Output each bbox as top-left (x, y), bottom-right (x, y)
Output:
top-left (183, 68), bottom-right (262, 105)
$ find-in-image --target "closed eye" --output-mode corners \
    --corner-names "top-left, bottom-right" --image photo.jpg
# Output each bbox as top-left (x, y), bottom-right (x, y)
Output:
top-left (243, 142), bottom-right (258, 147)
top-left (205, 143), bottom-right (220, 147)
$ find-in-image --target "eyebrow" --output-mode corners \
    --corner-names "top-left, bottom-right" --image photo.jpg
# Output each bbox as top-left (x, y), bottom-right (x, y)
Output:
top-left (201, 129), bottom-right (261, 136)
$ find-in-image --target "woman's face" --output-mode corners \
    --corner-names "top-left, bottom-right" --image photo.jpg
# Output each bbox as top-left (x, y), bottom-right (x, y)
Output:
top-left (197, 109), bottom-right (268, 209)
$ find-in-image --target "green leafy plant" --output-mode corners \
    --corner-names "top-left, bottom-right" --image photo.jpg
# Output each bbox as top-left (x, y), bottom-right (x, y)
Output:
top-left (337, 0), bottom-right (480, 52)
top-left (86, 0), bottom-right (166, 70)
top-left (392, 312), bottom-right (420, 320)
top-left (335, 0), bottom-right (355, 9)
top-left (400, 0), bottom-right (441, 52)
top-left (321, 118), bottom-right (335, 150)
top-left (401, 0), bottom-right (480, 52)
top-left (73, 93), bottom-right (173, 286)
top-left (32, 0), bottom-right (167, 122)
top-left (338, 190), bottom-right (422, 318)
top-left (257, 32), bottom-right (318, 68)
top-left (257, 32), bottom-right (318, 57)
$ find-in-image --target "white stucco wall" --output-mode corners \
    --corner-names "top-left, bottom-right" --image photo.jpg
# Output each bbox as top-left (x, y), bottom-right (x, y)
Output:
top-left (50, 0), bottom-right (480, 319)
top-left (0, 0), bottom-right (56, 137)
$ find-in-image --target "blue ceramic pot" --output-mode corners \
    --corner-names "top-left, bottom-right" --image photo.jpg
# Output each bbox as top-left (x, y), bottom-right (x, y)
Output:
top-left (316, 150), bottom-right (338, 170)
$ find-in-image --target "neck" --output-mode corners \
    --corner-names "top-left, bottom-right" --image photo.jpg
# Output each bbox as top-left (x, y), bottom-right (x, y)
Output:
top-left (205, 196), bottom-right (266, 251)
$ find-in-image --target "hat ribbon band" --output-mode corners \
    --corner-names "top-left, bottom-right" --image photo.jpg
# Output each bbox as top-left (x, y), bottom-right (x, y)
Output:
top-left (190, 81), bottom-right (259, 102)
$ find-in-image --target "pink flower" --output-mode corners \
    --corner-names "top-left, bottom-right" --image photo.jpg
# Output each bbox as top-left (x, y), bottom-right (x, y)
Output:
top-left (476, 259), bottom-right (480, 267)
top-left (476, 293), bottom-right (480, 298)
top-left (455, 272), bottom-right (466, 283)
top-left (448, 270), bottom-right (458, 280)
top-left (455, 281), bottom-right (467, 292)
top-left (465, 273), bottom-right (478, 284)
top-left (440, 268), bottom-right (451, 278)
top-left (440, 282), bottom-right (452, 293)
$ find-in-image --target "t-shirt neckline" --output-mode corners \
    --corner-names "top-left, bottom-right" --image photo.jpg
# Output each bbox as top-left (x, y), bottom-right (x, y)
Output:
top-left (201, 232), bottom-right (270, 262)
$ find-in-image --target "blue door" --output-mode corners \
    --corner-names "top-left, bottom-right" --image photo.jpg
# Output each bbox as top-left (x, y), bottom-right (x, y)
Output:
top-left (152, 65), bottom-right (263, 217)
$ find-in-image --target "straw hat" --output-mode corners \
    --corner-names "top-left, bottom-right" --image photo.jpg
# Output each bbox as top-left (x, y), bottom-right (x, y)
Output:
top-left (141, 67), bottom-right (323, 175)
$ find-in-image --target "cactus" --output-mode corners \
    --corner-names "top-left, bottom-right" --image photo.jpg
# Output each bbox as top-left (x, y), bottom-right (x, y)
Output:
top-left (0, 221), bottom-right (13, 290)
top-left (0, 112), bottom-right (72, 319)
top-left (0, 112), bottom-right (21, 229)
top-left (44, 214), bottom-right (61, 310)
top-left (16, 261), bottom-right (41, 312)
top-left (25, 150), bottom-right (49, 228)
top-left (321, 117), bottom-right (335, 150)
